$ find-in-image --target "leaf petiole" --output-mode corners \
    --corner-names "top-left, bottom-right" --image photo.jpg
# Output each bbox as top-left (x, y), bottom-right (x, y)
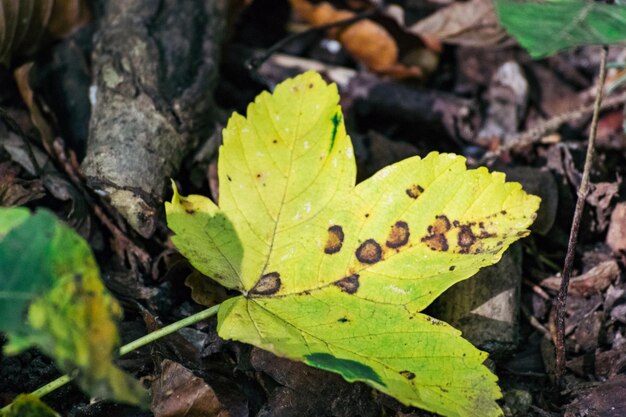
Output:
top-left (119, 303), bottom-right (221, 356)
top-left (1, 303), bottom-right (221, 413)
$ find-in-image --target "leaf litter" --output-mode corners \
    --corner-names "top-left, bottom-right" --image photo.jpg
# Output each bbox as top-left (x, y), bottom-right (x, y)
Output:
top-left (3, 1), bottom-right (626, 416)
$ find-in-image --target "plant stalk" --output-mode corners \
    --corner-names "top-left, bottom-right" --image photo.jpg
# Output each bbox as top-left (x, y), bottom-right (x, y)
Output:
top-left (554, 46), bottom-right (608, 385)
top-left (1, 303), bottom-right (221, 413)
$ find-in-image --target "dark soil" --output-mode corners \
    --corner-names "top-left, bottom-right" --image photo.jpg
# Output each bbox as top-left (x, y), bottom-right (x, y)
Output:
top-left (2, 1), bottom-right (626, 417)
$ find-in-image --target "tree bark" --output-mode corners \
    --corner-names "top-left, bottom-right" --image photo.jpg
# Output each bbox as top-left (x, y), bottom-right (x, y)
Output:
top-left (82, 0), bottom-right (226, 237)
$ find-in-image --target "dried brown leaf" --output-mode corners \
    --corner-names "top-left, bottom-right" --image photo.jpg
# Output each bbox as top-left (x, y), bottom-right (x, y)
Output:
top-left (0, 161), bottom-right (45, 206)
top-left (290, 0), bottom-right (422, 78)
top-left (47, 0), bottom-right (90, 37)
top-left (408, 0), bottom-right (510, 48)
top-left (541, 260), bottom-right (620, 297)
top-left (0, 0), bottom-right (90, 66)
top-left (587, 181), bottom-right (620, 232)
top-left (607, 202), bottom-right (626, 254)
top-left (565, 374), bottom-right (626, 417)
top-left (14, 63), bottom-right (55, 152)
top-left (151, 360), bottom-right (230, 417)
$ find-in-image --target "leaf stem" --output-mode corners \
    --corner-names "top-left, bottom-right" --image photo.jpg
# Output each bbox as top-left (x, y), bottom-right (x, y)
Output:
top-left (554, 46), bottom-right (608, 385)
top-left (119, 304), bottom-right (220, 355)
top-left (1, 303), bottom-right (221, 413)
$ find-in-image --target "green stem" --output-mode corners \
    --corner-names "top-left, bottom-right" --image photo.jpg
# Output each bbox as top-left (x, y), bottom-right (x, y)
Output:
top-left (119, 304), bottom-right (220, 355)
top-left (30, 375), bottom-right (73, 399)
top-left (1, 304), bottom-right (221, 413)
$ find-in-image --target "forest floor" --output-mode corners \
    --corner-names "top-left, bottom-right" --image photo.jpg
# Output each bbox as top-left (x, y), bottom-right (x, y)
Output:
top-left (1, 1), bottom-right (626, 416)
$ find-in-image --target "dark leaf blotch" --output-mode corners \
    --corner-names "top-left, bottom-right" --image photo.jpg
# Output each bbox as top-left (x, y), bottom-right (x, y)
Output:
top-left (250, 272), bottom-right (281, 296)
top-left (333, 274), bottom-right (360, 294)
top-left (355, 239), bottom-right (382, 264)
top-left (386, 221), bottom-right (410, 249)
top-left (400, 370), bottom-right (416, 380)
top-left (324, 225), bottom-right (344, 254)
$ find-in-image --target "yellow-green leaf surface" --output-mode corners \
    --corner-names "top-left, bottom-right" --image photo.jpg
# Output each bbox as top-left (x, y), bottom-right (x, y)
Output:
top-left (0, 208), bottom-right (148, 407)
top-left (1, 394), bottom-right (60, 417)
top-left (166, 72), bottom-right (541, 417)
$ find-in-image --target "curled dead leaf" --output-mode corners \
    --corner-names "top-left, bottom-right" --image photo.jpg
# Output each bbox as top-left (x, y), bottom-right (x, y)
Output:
top-left (408, 0), bottom-right (511, 48)
top-left (607, 202), bottom-right (626, 255)
top-left (151, 360), bottom-right (231, 417)
top-left (540, 260), bottom-right (620, 297)
top-left (290, 0), bottom-right (424, 78)
top-left (0, 161), bottom-right (46, 206)
top-left (0, 0), bottom-right (90, 66)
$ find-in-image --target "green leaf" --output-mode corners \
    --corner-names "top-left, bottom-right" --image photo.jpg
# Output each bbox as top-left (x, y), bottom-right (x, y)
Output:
top-left (0, 207), bottom-right (30, 238)
top-left (495, 0), bottom-right (626, 58)
top-left (166, 71), bottom-right (541, 417)
top-left (0, 208), bottom-right (148, 407)
top-left (0, 394), bottom-right (60, 417)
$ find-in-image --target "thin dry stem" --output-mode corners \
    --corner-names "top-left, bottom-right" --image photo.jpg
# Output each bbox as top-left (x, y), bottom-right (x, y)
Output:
top-left (554, 46), bottom-right (609, 385)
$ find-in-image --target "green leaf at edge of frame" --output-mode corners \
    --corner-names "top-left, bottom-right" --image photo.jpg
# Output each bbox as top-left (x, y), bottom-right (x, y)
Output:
top-left (495, 0), bottom-right (626, 58)
top-left (0, 208), bottom-right (148, 407)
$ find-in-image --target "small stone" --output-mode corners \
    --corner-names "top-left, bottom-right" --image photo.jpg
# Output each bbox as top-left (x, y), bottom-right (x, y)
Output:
top-left (430, 245), bottom-right (522, 354)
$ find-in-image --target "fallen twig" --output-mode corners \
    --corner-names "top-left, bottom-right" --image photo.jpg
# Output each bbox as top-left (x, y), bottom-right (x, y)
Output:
top-left (523, 279), bottom-right (551, 301)
top-left (481, 84), bottom-right (626, 163)
top-left (521, 303), bottom-right (551, 339)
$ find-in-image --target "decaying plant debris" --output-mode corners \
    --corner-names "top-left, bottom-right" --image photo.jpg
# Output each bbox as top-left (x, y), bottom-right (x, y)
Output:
top-left (2, 1), bottom-right (626, 416)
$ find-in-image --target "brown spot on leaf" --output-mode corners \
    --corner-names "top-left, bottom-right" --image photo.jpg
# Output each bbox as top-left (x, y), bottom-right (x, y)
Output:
top-left (250, 272), bottom-right (281, 296)
top-left (355, 239), bottom-right (382, 264)
top-left (181, 200), bottom-right (196, 214)
top-left (333, 274), bottom-right (360, 294)
top-left (272, 139), bottom-right (278, 144)
top-left (421, 215), bottom-right (451, 251)
top-left (227, 175), bottom-right (232, 181)
top-left (457, 225), bottom-right (476, 250)
top-left (324, 225), bottom-right (344, 254)
top-left (478, 223), bottom-right (496, 238)
top-left (422, 235), bottom-right (448, 251)
top-left (337, 317), bottom-right (349, 323)
top-left (386, 221), bottom-right (410, 248)
top-left (449, 265), bottom-right (456, 271)
top-left (431, 215), bottom-right (451, 234)
top-left (405, 184), bottom-right (424, 199)
top-left (400, 370), bottom-right (416, 380)
top-left (426, 316), bottom-right (445, 326)
top-left (308, 83), bottom-right (314, 89)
